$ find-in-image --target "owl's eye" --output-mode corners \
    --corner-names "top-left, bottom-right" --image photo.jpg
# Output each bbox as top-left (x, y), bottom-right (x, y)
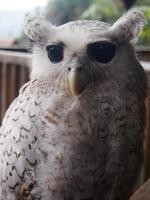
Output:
top-left (87, 41), bottom-right (116, 63)
top-left (46, 44), bottom-right (64, 63)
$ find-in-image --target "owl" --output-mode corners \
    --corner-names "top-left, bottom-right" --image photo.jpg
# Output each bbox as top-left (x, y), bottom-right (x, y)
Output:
top-left (0, 9), bottom-right (147, 200)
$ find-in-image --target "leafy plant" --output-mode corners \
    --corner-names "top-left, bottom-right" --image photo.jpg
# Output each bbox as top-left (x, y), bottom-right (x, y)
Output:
top-left (46, 0), bottom-right (92, 25)
top-left (80, 0), bottom-right (121, 23)
top-left (137, 6), bottom-right (150, 46)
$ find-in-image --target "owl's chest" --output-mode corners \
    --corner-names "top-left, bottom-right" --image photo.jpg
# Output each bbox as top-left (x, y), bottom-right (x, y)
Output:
top-left (36, 93), bottom-right (129, 192)
top-left (41, 92), bottom-right (123, 142)
top-left (33, 89), bottom-right (144, 198)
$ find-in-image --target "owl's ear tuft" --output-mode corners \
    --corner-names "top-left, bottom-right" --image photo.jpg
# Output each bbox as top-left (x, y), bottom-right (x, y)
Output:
top-left (24, 13), bottom-right (55, 42)
top-left (110, 9), bottom-right (146, 43)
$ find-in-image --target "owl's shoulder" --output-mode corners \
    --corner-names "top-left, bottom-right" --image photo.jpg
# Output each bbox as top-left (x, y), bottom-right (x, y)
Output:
top-left (0, 79), bottom-right (53, 194)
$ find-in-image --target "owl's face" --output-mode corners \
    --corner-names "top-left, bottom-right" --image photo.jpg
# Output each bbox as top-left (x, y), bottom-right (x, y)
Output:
top-left (24, 9), bottom-right (145, 96)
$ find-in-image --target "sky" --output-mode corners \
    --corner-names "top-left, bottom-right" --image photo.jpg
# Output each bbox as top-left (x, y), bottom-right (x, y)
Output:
top-left (0, 0), bottom-right (48, 11)
top-left (0, 0), bottom-right (49, 39)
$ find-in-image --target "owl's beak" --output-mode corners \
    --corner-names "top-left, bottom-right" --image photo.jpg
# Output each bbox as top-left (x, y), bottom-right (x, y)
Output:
top-left (68, 70), bottom-right (86, 96)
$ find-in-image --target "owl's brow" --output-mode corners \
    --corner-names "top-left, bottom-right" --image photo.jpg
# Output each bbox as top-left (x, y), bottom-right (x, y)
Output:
top-left (46, 41), bottom-right (65, 46)
top-left (88, 34), bottom-right (120, 48)
top-left (87, 31), bottom-right (109, 39)
top-left (87, 35), bottom-right (113, 43)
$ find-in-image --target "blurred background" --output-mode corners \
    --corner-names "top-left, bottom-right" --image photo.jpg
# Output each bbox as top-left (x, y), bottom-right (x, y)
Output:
top-left (0, 0), bottom-right (150, 197)
top-left (1, 0), bottom-right (150, 48)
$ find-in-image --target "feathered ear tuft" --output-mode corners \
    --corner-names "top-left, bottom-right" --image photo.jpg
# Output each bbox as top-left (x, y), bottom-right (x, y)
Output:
top-left (24, 13), bottom-right (55, 42)
top-left (110, 9), bottom-right (146, 43)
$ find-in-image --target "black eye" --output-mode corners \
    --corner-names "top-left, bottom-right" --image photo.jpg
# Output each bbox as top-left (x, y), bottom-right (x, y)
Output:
top-left (87, 41), bottom-right (116, 63)
top-left (46, 44), bottom-right (64, 63)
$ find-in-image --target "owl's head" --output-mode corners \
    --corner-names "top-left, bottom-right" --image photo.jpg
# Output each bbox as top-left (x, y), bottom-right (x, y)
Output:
top-left (24, 9), bottom-right (145, 96)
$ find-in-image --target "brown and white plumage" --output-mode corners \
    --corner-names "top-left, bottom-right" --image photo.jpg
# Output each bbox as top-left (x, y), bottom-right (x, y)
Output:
top-left (0, 9), bottom-right (147, 200)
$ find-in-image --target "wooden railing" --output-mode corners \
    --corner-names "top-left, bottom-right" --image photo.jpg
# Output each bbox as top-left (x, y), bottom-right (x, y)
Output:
top-left (0, 50), bottom-right (30, 123)
top-left (0, 49), bottom-right (150, 198)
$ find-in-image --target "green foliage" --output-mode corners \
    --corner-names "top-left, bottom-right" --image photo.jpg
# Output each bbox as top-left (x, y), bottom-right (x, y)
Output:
top-left (136, 0), bottom-right (150, 6)
top-left (46, 0), bottom-right (92, 24)
top-left (137, 6), bottom-right (150, 46)
top-left (80, 0), bottom-right (121, 23)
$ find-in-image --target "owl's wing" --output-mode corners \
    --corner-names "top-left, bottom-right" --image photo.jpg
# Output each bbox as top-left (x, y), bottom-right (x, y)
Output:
top-left (0, 80), bottom-right (43, 198)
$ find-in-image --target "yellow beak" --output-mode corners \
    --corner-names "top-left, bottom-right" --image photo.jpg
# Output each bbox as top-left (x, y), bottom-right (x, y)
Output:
top-left (68, 71), bottom-right (86, 96)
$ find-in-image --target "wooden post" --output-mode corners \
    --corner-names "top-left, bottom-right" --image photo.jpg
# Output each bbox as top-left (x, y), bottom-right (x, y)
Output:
top-left (130, 178), bottom-right (150, 200)
top-left (144, 74), bottom-right (150, 181)
top-left (0, 50), bottom-right (30, 124)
